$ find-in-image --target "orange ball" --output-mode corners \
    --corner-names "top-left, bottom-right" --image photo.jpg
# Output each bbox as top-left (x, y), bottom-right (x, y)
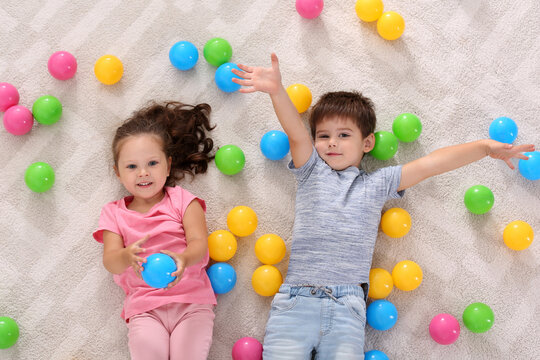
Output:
top-left (208, 230), bottom-right (237, 261)
top-left (252, 265), bottom-right (283, 296)
top-left (381, 207), bottom-right (411, 238)
top-left (255, 234), bottom-right (286, 265)
top-left (368, 268), bottom-right (393, 299)
top-left (392, 260), bottom-right (422, 291)
top-left (503, 221), bottom-right (534, 251)
top-left (227, 206), bottom-right (258, 237)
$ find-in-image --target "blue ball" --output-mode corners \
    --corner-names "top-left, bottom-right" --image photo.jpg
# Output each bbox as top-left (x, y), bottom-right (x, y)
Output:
top-left (207, 262), bottom-right (237, 294)
top-left (215, 63), bottom-right (241, 92)
top-left (366, 300), bottom-right (398, 331)
top-left (260, 130), bottom-right (290, 160)
top-left (365, 350), bottom-right (390, 360)
top-left (169, 41), bottom-right (199, 71)
top-left (519, 151), bottom-right (540, 180)
top-left (141, 253), bottom-right (177, 288)
top-left (489, 117), bottom-right (518, 144)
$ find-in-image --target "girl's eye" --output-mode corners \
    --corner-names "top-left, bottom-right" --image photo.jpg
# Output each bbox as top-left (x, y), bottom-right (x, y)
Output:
top-left (127, 164), bottom-right (136, 169)
top-left (149, 160), bottom-right (158, 166)
top-left (318, 134), bottom-right (329, 139)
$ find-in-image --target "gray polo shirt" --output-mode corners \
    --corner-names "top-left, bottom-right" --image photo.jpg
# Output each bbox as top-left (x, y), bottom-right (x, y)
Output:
top-left (285, 148), bottom-right (404, 286)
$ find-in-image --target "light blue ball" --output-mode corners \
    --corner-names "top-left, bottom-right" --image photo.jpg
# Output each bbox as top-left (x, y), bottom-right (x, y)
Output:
top-left (260, 130), bottom-right (290, 160)
top-left (365, 350), bottom-right (390, 360)
top-left (215, 63), bottom-right (241, 92)
top-left (169, 41), bottom-right (199, 71)
top-left (207, 262), bottom-right (237, 294)
top-left (489, 117), bottom-right (518, 144)
top-left (519, 151), bottom-right (540, 180)
top-left (141, 253), bottom-right (177, 288)
top-left (367, 300), bottom-right (398, 331)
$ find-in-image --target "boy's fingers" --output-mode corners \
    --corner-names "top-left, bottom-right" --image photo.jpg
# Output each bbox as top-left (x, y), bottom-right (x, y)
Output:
top-left (236, 63), bottom-right (252, 72)
top-left (238, 87), bottom-right (256, 94)
top-left (506, 159), bottom-right (515, 169)
top-left (232, 78), bottom-right (251, 86)
top-left (231, 68), bottom-right (249, 78)
top-left (270, 53), bottom-right (279, 69)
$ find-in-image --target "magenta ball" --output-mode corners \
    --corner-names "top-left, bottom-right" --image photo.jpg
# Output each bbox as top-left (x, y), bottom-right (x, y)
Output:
top-left (232, 337), bottom-right (263, 360)
top-left (296, 0), bottom-right (324, 19)
top-left (0, 82), bottom-right (20, 112)
top-left (48, 51), bottom-right (77, 80)
top-left (3, 105), bottom-right (34, 135)
top-left (429, 313), bottom-right (460, 345)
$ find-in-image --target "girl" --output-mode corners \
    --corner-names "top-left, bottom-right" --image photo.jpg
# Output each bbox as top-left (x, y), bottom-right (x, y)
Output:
top-left (93, 101), bottom-right (217, 360)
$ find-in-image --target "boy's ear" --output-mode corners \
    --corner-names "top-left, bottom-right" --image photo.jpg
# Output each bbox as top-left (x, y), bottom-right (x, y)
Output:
top-left (363, 133), bottom-right (375, 152)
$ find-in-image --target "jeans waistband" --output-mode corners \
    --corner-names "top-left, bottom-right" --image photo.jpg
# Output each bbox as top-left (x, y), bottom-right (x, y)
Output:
top-left (279, 284), bottom-right (366, 298)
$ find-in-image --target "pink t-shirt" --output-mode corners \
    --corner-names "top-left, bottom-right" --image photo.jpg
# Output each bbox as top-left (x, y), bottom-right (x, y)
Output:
top-left (93, 186), bottom-right (216, 320)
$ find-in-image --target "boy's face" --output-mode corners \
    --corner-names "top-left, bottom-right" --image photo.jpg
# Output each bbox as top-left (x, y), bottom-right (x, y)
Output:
top-left (314, 116), bottom-right (375, 170)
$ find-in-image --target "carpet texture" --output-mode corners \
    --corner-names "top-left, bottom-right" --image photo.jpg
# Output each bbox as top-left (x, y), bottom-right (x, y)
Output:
top-left (1, 1), bottom-right (539, 359)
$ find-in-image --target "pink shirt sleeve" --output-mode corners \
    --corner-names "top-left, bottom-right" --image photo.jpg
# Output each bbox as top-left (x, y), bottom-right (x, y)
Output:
top-left (93, 202), bottom-right (121, 243)
top-left (169, 186), bottom-right (206, 218)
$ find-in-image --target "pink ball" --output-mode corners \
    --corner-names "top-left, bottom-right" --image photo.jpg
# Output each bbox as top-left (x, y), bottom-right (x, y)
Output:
top-left (0, 82), bottom-right (20, 112)
top-left (232, 337), bottom-right (263, 360)
top-left (3, 105), bottom-right (34, 135)
top-left (48, 51), bottom-right (77, 80)
top-left (429, 313), bottom-right (460, 345)
top-left (296, 0), bottom-right (324, 19)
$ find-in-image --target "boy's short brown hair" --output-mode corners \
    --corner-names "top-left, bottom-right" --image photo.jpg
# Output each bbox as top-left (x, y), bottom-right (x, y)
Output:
top-left (308, 91), bottom-right (376, 139)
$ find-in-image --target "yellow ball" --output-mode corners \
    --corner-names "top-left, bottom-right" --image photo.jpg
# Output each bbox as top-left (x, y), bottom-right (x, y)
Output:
top-left (392, 260), bottom-right (422, 291)
top-left (377, 11), bottom-right (405, 40)
top-left (368, 268), bottom-right (393, 299)
top-left (94, 55), bottom-right (124, 85)
top-left (381, 207), bottom-right (411, 238)
top-left (227, 206), bottom-right (258, 237)
top-left (503, 221), bottom-right (534, 251)
top-left (252, 265), bottom-right (283, 296)
top-left (355, 0), bottom-right (384, 22)
top-left (208, 230), bottom-right (237, 261)
top-left (255, 234), bottom-right (286, 265)
top-left (286, 84), bottom-right (312, 113)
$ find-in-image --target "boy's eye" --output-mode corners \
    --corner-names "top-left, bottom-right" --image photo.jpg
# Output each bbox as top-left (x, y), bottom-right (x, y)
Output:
top-left (318, 134), bottom-right (329, 139)
top-left (339, 133), bottom-right (350, 138)
top-left (127, 164), bottom-right (136, 169)
top-left (149, 160), bottom-right (158, 166)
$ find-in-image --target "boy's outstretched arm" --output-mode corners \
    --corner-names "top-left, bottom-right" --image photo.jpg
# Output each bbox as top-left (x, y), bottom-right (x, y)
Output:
top-left (232, 53), bottom-right (313, 168)
top-left (398, 139), bottom-right (535, 191)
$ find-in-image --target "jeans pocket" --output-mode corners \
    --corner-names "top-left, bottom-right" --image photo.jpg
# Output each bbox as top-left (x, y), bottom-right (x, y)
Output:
top-left (343, 294), bottom-right (366, 324)
top-left (270, 292), bottom-right (298, 314)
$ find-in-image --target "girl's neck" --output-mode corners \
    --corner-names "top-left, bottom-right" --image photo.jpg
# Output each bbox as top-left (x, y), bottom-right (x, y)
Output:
top-left (127, 188), bottom-right (166, 213)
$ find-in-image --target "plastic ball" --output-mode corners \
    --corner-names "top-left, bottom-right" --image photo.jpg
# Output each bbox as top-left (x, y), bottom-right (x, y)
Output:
top-left (215, 144), bottom-right (245, 175)
top-left (462, 302), bottom-right (494, 333)
top-left (286, 83), bottom-right (312, 113)
top-left (215, 62), bottom-right (242, 92)
top-left (503, 220), bottom-right (534, 251)
top-left (392, 260), bottom-right (422, 291)
top-left (208, 230), bottom-right (237, 261)
top-left (429, 313), bottom-right (460, 345)
top-left (489, 117), bottom-right (518, 144)
top-left (252, 265), bottom-right (283, 296)
top-left (377, 11), bottom-right (405, 40)
top-left (203, 38), bottom-right (232, 67)
top-left (25, 162), bottom-right (55, 193)
top-left (365, 350), bottom-right (389, 360)
top-left (0, 317), bottom-right (19, 349)
top-left (368, 268), bottom-right (393, 299)
top-left (0, 82), bottom-right (20, 112)
top-left (227, 206), bottom-right (258, 237)
top-left (260, 130), bottom-right (290, 160)
top-left (295, 0), bottom-right (324, 19)
top-left (232, 337), bottom-right (263, 360)
top-left (355, 0), bottom-right (384, 22)
top-left (48, 51), bottom-right (77, 80)
top-left (366, 300), bottom-right (398, 331)
top-left (207, 262), bottom-right (237, 294)
top-left (370, 131), bottom-right (398, 160)
top-left (32, 95), bottom-right (62, 125)
top-left (519, 151), bottom-right (540, 181)
top-left (392, 113), bottom-right (422, 142)
top-left (169, 41), bottom-right (199, 70)
top-left (464, 185), bottom-right (494, 214)
top-left (94, 55), bottom-right (123, 85)
top-left (255, 234), bottom-right (286, 265)
top-left (141, 253), bottom-right (177, 288)
top-left (3, 105), bottom-right (33, 135)
top-left (381, 207), bottom-right (411, 238)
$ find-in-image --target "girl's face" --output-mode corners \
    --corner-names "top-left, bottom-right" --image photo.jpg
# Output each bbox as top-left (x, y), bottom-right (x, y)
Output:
top-left (114, 134), bottom-right (171, 207)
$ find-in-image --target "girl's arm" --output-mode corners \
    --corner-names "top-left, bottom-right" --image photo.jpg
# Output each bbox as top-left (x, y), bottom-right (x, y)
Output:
top-left (398, 139), bottom-right (535, 191)
top-left (102, 231), bottom-right (149, 275)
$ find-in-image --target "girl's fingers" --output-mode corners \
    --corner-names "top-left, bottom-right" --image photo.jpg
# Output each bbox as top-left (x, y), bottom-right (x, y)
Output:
top-left (505, 159), bottom-right (515, 169)
top-left (517, 153), bottom-right (530, 160)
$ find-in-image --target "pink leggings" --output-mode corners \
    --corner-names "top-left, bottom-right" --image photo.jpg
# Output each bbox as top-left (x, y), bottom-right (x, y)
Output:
top-left (127, 302), bottom-right (215, 360)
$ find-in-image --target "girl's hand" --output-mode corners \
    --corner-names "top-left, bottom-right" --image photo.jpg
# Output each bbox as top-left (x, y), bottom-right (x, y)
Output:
top-left (124, 235), bottom-right (150, 278)
top-left (160, 250), bottom-right (187, 289)
top-left (232, 53), bottom-right (283, 95)
top-left (487, 141), bottom-right (535, 169)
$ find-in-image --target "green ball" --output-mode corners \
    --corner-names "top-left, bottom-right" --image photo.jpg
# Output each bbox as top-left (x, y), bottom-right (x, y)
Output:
top-left (215, 145), bottom-right (245, 175)
top-left (203, 38), bottom-right (232, 67)
top-left (464, 185), bottom-right (494, 214)
top-left (32, 95), bottom-right (62, 125)
top-left (463, 302), bottom-right (494, 333)
top-left (392, 113), bottom-right (422, 142)
top-left (370, 131), bottom-right (398, 160)
top-left (25, 162), bottom-right (55, 192)
top-left (0, 317), bottom-right (19, 349)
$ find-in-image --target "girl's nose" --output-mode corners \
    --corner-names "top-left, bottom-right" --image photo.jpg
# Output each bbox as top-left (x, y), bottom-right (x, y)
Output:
top-left (138, 167), bottom-right (149, 176)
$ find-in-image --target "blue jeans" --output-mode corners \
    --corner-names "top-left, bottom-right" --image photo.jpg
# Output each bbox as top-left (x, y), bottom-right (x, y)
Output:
top-left (263, 284), bottom-right (367, 360)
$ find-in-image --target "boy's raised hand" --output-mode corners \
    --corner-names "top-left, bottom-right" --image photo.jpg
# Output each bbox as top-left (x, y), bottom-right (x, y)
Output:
top-left (488, 141), bottom-right (535, 169)
top-left (232, 53), bottom-right (282, 95)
